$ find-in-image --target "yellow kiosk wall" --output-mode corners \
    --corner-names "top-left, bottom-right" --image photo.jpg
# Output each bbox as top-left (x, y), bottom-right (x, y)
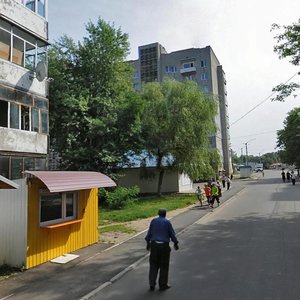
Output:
top-left (26, 179), bottom-right (98, 269)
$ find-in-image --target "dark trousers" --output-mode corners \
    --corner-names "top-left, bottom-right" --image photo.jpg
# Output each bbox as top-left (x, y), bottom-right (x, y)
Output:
top-left (149, 242), bottom-right (171, 288)
top-left (211, 195), bottom-right (220, 206)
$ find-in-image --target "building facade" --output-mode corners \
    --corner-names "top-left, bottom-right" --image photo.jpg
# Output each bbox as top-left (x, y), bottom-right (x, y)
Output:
top-left (0, 0), bottom-right (49, 179)
top-left (130, 42), bottom-right (233, 175)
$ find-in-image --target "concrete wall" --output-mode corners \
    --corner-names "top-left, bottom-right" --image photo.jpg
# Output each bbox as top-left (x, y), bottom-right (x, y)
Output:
top-left (0, 60), bottom-right (47, 97)
top-left (0, 127), bottom-right (47, 154)
top-left (118, 168), bottom-right (193, 194)
top-left (0, 0), bottom-right (48, 40)
top-left (0, 178), bottom-right (27, 267)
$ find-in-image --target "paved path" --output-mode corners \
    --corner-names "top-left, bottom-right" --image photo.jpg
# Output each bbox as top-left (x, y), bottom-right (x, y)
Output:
top-left (0, 179), bottom-right (246, 300)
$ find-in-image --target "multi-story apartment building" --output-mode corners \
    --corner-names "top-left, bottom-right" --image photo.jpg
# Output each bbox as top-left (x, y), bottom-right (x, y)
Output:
top-left (0, 0), bottom-right (49, 179)
top-left (130, 42), bottom-right (233, 175)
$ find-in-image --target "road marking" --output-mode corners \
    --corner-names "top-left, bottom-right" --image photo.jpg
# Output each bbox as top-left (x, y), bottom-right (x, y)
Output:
top-left (0, 294), bottom-right (14, 300)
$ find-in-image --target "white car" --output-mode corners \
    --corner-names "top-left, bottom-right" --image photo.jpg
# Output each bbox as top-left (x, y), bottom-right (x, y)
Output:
top-left (255, 167), bottom-right (263, 172)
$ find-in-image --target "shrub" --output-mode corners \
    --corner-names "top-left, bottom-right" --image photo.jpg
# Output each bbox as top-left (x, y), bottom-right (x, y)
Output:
top-left (100, 186), bottom-right (140, 210)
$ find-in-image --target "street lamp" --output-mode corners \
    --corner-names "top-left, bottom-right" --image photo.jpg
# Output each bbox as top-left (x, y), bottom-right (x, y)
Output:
top-left (244, 138), bottom-right (256, 166)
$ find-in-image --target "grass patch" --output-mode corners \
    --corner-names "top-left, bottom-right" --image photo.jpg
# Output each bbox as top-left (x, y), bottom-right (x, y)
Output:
top-left (99, 224), bottom-right (136, 234)
top-left (0, 264), bottom-right (18, 281)
top-left (99, 194), bottom-right (195, 226)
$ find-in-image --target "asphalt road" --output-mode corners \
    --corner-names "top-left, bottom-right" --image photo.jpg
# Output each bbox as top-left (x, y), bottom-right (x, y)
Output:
top-left (91, 170), bottom-right (300, 300)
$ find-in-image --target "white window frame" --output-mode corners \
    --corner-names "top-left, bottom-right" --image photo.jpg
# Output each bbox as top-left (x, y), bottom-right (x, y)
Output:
top-left (39, 190), bottom-right (77, 227)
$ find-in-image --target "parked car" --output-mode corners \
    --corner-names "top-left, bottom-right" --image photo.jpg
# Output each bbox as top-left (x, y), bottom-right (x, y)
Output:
top-left (255, 167), bottom-right (263, 172)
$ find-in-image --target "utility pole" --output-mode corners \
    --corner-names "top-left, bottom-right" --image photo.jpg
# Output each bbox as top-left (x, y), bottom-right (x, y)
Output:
top-left (244, 138), bottom-right (256, 166)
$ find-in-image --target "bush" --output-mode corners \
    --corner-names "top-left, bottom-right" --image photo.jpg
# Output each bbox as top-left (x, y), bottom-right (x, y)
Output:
top-left (100, 186), bottom-right (140, 210)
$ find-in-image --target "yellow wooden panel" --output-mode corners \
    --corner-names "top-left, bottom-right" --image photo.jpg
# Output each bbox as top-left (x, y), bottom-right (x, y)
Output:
top-left (26, 179), bottom-right (98, 269)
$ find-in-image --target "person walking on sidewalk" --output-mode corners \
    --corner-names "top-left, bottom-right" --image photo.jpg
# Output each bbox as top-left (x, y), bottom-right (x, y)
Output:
top-left (204, 184), bottom-right (212, 206)
top-left (226, 176), bottom-right (231, 190)
top-left (291, 171), bottom-right (296, 185)
top-left (281, 170), bottom-right (286, 183)
top-left (145, 208), bottom-right (179, 292)
top-left (210, 183), bottom-right (220, 208)
top-left (195, 186), bottom-right (204, 207)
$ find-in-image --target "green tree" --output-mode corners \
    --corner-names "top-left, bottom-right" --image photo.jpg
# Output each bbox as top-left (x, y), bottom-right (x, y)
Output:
top-left (277, 108), bottom-right (300, 167)
top-left (48, 18), bottom-right (143, 174)
top-left (271, 19), bottom-right (300, 101)
top-left (140, 79), bottom-right (219, 195)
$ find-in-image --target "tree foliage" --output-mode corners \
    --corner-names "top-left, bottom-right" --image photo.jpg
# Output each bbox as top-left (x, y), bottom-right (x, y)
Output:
top-left (48, 18), bottom-right (143, 173)
top-left (271, 19), bottom-right (300, 101)
top-left (140, 79), bottom-right (219, 195)
top-left (277, 107), bottom-right (300, 167)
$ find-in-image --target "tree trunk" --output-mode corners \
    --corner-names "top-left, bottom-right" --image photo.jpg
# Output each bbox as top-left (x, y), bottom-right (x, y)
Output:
top-left (156, 152), bottom-right (164, 196)
top-left (157, 168), bottom-right (165, 197)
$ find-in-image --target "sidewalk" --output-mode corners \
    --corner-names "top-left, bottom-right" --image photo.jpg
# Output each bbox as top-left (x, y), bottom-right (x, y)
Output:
top-left (0, 180), bottom-right (245, 300)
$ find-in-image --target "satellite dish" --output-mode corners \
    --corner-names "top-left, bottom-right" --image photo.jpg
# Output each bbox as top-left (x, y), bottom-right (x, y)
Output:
top-left (35, 62), bottom-right (47, 82)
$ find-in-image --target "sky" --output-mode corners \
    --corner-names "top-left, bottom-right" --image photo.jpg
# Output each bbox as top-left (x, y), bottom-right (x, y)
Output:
top-left (48, 0), bottom-right (300, 157)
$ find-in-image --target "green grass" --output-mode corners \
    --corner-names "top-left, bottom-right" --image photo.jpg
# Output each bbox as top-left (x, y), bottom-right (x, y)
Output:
top-left (99, 224), bottom-right (136, 234)
top-left (99, 194), bottom-right (195, 226)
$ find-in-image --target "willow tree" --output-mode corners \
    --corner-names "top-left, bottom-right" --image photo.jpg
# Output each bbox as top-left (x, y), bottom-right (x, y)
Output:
top-left (140, 79), bottom-right (219, 195)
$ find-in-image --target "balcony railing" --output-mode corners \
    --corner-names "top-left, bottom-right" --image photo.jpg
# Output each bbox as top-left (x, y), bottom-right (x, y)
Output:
top-left (180, 66), bottom-right (197, 74)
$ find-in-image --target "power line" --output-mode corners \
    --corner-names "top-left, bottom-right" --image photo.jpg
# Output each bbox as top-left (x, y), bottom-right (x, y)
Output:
top-left (230, 72), bottom-right (299, 127)
top-left (231, 130), bottom-right (277, 140)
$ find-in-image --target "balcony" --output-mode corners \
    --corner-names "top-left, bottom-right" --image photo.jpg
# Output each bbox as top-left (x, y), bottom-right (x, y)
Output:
top-left (0, 0), bottom-right (48, 41)
top-left (180, 66), bottom-right (196, 74)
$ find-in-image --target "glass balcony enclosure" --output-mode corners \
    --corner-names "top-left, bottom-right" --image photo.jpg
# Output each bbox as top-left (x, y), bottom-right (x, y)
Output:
top-left (17, 0), bottom-right (47, 19)
top-left (0, 19), bottom-right (47, 71)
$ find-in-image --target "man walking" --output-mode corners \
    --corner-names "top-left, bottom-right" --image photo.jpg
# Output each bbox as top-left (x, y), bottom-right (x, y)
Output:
top-left (145, 208), bottom-right (179, 291)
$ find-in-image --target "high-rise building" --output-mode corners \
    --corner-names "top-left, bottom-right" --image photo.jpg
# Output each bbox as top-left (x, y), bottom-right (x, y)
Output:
top-left (130, 42), bottom-right (232, 175)
top-left (0, 0), bottom-right (49, 179)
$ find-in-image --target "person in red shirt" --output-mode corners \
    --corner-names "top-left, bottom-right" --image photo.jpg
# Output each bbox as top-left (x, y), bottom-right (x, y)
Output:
top-left (204, 184), bottom-right (212, 207)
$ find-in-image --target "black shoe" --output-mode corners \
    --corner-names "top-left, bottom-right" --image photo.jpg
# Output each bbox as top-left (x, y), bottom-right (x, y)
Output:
top-left (159, 285), bottom-right (171, 291)
top-left (149, 286), bottom-right (155, 291)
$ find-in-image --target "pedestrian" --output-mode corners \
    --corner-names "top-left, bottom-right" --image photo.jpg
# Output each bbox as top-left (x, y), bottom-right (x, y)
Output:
top-left (291, 171), bottom-right (296, 185)
top-left (211, 183), bottom-right (220, 208)
top-left (281, 170), bottom-right (286, 183)
top-left (195, 186), bottom-right (203, 207)
top-left (226, 176), bottom-right (231, 190)
top-left (286, 171), bottom-right (291, 182)
top-left (216, 181), bottom-right (222, 198)
top-left (145, 208), bottom-right (179, 292)
top-left (221, 174), bottom-right (226, 188)
top-left (204, 184), bottom-right (212, 206)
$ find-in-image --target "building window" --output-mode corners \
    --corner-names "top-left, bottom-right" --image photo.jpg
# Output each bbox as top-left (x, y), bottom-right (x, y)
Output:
top-left (201, 73), bottom-right (208, 80)
top-left (0, 23), bottom-right (48, 70)
top-left (12, 36), bottom-right (24, 66)
top-left (11, 157), bottom-right (23, 179)
top-left (0, 96), bottom-right (48, 134)
top-left (0, 155), bottom-right (46, 179)
top-left (10, 102), bottom-right (20, 129)
top-left (200, 60), bottom-right (207, 67)
top-left (23, 0), bottom-right (46, 18)
top-left (40, 192), bottom-right (77, 226)
top-left (183, 62), bottom-right (194, 69)
top-left (21, 106), bottom-right (30, 131)
top-left (0, 29), bottom-right (11, 61)
top-left (0, 156), bottom-right (9, 178)
top-left (0, 101), bottom-right (8, 127)
top-left (165, 66), bottom-right (177, 73)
